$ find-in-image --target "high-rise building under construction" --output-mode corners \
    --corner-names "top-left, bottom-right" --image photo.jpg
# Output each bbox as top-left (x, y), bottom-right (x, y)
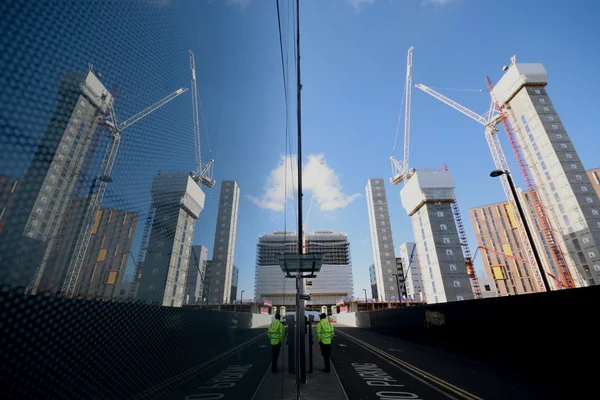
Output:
top-left (366, 178), bottom-right (401, 301)
top-left (137, 172), bottom-right (205, 307)
top-left (492, 63), bottom-right (600, 286)
top-left (0, 70), bottom-right (113, 290)
top-left (400, 170), bottom-right (474, 303)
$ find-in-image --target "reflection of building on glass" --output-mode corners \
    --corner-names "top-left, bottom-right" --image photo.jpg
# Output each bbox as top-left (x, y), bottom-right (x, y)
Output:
top-left (184, 244), bottom-right (208, 305)
top-left (0, 70), bottom-right (113, 290)
top-left (35, 197), bottom-right (138, 299)
top-left (400, 170), bottom-right (474, 304)
top-left (230, 265), bottom-right (239, 301)
top-left (395, 257), bottom-right (407, 298)
top-left (205, 181), bottom-right (240, 304)
top-left (137, 172), bottom-right (205, 307)
top-left (0, 176), bottom-right (21, 234)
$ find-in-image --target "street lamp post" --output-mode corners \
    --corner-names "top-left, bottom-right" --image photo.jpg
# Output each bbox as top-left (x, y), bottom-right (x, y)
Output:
top-left (490, 169), bottom-right (552, 292)
top-left (241, 290), bottom-right (245, 304)
top-left (362, 288), bottom-right (367, 309)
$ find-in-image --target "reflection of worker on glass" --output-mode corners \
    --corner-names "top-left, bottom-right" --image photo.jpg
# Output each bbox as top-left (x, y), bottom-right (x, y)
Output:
top-left (267, 314), bottom-right (285, 373)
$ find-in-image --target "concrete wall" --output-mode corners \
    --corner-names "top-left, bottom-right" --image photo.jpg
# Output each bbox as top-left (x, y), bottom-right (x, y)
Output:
top-left (334, 311), bottom-right (358, 327)
top-left (0, 291), bottom-right (269, 399)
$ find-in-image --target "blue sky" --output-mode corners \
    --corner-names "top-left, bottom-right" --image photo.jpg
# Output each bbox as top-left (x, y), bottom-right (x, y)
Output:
top-left (1, 0), bottom-right (598, 300)
top-left (224, 0), bottom-right (600, 299)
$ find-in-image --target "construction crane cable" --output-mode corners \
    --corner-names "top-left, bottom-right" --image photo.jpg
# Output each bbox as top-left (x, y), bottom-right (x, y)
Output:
top-left (428, 86), bottom-right (486, 92)
top-left (392, 84), bottom-right (406, 152)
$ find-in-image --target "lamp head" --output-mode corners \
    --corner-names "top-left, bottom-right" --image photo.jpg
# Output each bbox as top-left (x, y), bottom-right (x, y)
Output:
top-left (490, 170), bottom-right (506, 178)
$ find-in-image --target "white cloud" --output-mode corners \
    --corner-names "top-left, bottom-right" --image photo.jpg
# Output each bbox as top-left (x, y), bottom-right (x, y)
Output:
top-left (347, 0), bottom-right (376, 11)
top-left (422, 0), bottom-right (457, 5)
top-left (247, 154), bottom-right (360, 212)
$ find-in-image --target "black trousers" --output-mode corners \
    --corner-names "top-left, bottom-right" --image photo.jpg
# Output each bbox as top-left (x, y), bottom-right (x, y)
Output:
top-left (319, 343), bottom-right (331, 370)
top-left (272, 343), bottom-right (281, 371)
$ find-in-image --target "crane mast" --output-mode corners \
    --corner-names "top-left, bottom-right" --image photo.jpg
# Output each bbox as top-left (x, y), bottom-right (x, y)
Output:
top-left (60, 86), bottom-right (188, 298)
top-left (188, 50), bottom-right (215, 188)
top-left (391, 46), bottom-right (414, 185)
top-left (414, 83), bottom-right (552, 292)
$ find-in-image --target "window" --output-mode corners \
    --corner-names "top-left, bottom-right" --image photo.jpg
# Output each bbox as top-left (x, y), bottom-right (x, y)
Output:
top-left (484, 285), bottom-right (491, 291)
top-left (380, 221), bottom-right (385, 226)
top-left (377, 200), bottom-right (383, 205)
top-left (156, 253), bottom-right (162, 259)
top-left (216, 271), bottom-right (220, 275)
top-left (541, 161), bottom-right (547, 170)
top-left (539, 98), bottom-right (546, 104)
top-left (535, 89), bottom-right (541, 94)
top-left (449, 264), bottom-right (457, 271)
top-left (582, 186), bottom-right (588, 192)
top-left (386, 261), bottom-right (391, 265)
top-left (446, 249), bottom-right (453, 255)
top-left (565, 153), bottom-right (572, 159)
top-left (561, 144), bottom-right (567, 149)
top-left (381, 228), bottom-right (387, 233)
top-left (437, 211), bottom-right (444, 217)
top-left (375, 186), bottom-right (381, 191)
top-left (440, 224), bottom-right (447, 230)
top-left (536, 152), bottom-right (543, 161)
top-left (387, 269), bottom-right (392, 274)
top-left (383, 244), bottom-right (388, 249)
top-left (453, 280), bottom-right (461, 287)
top-left (376, 193), bottom-right (381, 197)
top-left (571, 164), bottom-right (577, 169)
top-left (576, 175), bottom-right (583, 181)
top-left (149, 285), bottom-right (156, 292)
top-left (594, 265), bottom-right (600, 272)
top-left (592, 210), bottom-right (599, 216)
top-left (389, 278), bottom-right (393, 282)
top-left (586, 197), bottom-right (594, 204)
top-left (456, 295), bottom-right (464, 301)
top-left (552, 125), bottom-right (559, 131)
top-left (215, 280), bottom-right (220, 284)
top-left (443, 238), bottom-right (450, 244)
top-left (384, 252), bottom-right (390, 257)
top-left (382, 236), bottom-right (388, 241)
top-left (390, 286), bottom-right (394, 291)
top-left (548, 116), bottom-right (554, 121)
top-left (543, 107), bottom-right (549, 112)
top-left (152, 268), bottom-right (158, 276)
top-left (589, 252), bottom-right (596, 258)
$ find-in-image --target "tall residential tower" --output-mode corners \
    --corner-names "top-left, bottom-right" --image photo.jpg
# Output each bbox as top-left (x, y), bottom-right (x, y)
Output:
top-left (400, 170), bottom-right (474, 303)
top-left (366, 178), bottom-right (400, 301)
top-left (137, 172), bottom-right (205, 307)
top-left (492, 63), bottom-right (600, 286)
top-left (206, 180), bottom-right (240, 303)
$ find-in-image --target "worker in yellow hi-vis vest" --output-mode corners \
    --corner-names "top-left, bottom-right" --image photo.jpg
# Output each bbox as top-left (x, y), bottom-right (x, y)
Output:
top-left (267, 313), bottom-right (286, 373)
top-left (315, 313), bottom-right (334, 372)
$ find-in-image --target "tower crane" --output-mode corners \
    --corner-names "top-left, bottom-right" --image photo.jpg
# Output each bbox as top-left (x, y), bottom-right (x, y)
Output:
top-left (414, 83), bottom-right (567, 292)
top-left (60, 85), bottom-right (188, 298)
top-left (390, 46), bottom-right (415, 185)
top-left (188, 50), bottom-right (215, 188)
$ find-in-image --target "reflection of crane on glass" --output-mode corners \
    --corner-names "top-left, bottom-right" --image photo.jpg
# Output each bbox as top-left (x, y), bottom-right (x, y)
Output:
top-left (55, 82), bottom-right (188, 298)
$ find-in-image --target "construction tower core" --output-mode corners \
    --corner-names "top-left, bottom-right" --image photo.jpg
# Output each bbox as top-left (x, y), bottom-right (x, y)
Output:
top-left (400, 170), bottom-right (474, 303)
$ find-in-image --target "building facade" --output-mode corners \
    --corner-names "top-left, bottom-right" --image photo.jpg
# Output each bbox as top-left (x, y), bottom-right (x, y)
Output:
top-left (366, 178), bottom-right (399, 301)
top-left (230, 265), bottom-right (239, 302)
top-left (469, 200), bottom-right (539, 296)
top-left (0, 70), bottom-right (113, 290)
top-left (587, 168), bottom-right (600, 203)
top-left (399, 242), bottom-right (423, 301)
top-left (185, 244), bottom-right (208, 305)
top-left (400, 170), bottom-right (474, 303)
top-left (206, 180), bottom-right (240, 303)
top-left (254, 230), bottom-right (353, 306)
top-left (492, 62), bottom-right (600, 287)
top-left (254, 231), bottom-right (298, 305)
top-left (36, 197), bottom-right (138, 299)
top-left (369, 264), bottom-right (378, 299)
top-left (137, 172), bottom-right (205, 307)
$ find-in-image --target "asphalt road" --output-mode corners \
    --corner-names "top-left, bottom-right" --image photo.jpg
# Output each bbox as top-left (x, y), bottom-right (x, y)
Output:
top-left (130, 329), bottom-right (273, 400)
top-left (332, 327), bottom-right (559, 400)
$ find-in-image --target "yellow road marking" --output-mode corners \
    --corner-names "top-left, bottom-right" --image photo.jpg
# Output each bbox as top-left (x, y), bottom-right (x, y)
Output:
top-left (338, 330), bottom-right (483, 400)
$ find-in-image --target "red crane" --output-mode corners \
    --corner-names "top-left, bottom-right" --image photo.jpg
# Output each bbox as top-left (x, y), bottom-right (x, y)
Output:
top-left (485, 76), bottom-right (574, 289)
